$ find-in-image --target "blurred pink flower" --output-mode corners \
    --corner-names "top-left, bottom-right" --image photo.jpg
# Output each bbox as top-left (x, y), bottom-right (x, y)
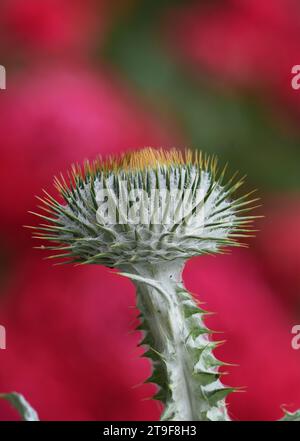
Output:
top-left (255, 196), bottom-right (300, 310)
top-left (0, 59), bottom-right (179, 420)
top-left (0, 0), bottom-right (104, 58)
top-left (0, 64), bottom-right (175, 247)
top-left (0, 254), bottom-right (160, 420)
top-left (185, 250), bottom-right (300, 421)
top-left (166, 0), bottom-right (300, 101)
top-left (1, 248), bottom-right (300, 420)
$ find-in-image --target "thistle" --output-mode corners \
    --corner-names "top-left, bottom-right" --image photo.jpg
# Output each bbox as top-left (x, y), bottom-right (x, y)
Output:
top-left (30, 148), bottom-right (259, 421)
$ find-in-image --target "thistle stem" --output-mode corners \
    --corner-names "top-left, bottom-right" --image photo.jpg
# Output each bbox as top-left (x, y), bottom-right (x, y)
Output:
top-left (121, 260), bottom-right (231, 421)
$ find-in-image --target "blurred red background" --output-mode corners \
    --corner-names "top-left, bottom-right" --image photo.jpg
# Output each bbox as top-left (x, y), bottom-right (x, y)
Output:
top-left (0, 0), bottom-right (300, 421)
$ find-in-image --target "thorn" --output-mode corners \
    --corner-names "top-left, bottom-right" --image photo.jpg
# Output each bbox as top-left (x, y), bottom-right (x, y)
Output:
top-left (210, 329), bottom-right (225, 335)
top-left (213, 339), bottom-right (227, 347)
top-left (233, 386), bottom-right (247, 393)
top-left (221, 361), bottom-right (239, 368)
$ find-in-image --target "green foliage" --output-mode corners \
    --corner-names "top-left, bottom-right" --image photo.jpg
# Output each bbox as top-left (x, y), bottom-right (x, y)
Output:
top-left (280, 409), bottom-right (300, 421)
top-left (0, 392), bottom-right (39, 421)
top-left (103, 2), bottom-right (300, 191)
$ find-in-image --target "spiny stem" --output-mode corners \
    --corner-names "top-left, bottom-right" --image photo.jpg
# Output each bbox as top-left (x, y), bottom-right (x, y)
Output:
top-left (121, 260), bottom-right (233, 421)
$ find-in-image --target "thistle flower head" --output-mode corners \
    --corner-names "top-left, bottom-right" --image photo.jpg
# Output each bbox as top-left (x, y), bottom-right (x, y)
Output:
top-left (31, 148), bottom-right (258, 266)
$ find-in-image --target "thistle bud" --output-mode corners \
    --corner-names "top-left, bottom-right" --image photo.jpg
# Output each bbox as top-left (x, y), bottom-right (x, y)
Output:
top-left (32, 148), bottom-right (257, 266)
top-left (30, 148), bottom-right (258, 421)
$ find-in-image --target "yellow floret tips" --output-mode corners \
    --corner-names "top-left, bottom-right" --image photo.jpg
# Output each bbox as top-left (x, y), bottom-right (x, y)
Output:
top-left (58, 147), bottom-right (218, 183)
top-left (30, 147), bottom-right (259, 266)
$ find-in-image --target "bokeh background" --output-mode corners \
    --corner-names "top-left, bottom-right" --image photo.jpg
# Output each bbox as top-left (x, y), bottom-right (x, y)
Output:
top-left (0, 0), bottom-right (300, 421)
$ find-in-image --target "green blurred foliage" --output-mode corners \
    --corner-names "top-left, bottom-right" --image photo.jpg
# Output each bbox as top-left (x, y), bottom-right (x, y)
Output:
top-left (103, 0), bottom-right (300, 191)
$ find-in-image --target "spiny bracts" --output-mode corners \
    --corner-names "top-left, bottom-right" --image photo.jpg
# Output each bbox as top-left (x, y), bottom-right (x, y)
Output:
top-left (29, 148), bottom-right (258, 266)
